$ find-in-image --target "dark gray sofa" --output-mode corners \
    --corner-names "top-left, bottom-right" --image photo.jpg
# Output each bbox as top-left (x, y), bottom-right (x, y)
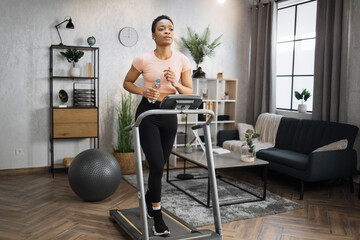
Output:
top-left (217, 117), bottom-right (359, 199)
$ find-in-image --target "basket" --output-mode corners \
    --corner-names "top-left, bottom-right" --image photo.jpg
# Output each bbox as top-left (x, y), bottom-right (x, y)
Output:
top-left (113, 152), bottom-right (136, 175)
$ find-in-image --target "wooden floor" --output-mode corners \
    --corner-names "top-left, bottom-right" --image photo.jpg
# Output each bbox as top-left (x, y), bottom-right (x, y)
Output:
top-left (1, 166), bottom-right (360, 240)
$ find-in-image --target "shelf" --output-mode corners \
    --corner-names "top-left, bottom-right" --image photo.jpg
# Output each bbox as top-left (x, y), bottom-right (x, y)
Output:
top-left (50, 44), bottom-right (99, 177)
top-left (196, 121), bottom-right (216, 124)
top-left (172, 77), bottom-right (238, 167)
top-left (183, 120), bottom-right (235, 124)
top-left (52, 106), bottom-right (98, 109)
top-left (217, 120), bottom-right (236, 124)
top-left (217, 99), bottom-right (236, 103)
top-left (51, 76), bottom-right (99, 80)
top-left (51, 45), bottom-right (99, 51)
top-left (178, 121), bottom-right (197, 125)
top-left (193, 77), bottom-right (238, 81)
top-left (54, 163), bottom-right (68, 169)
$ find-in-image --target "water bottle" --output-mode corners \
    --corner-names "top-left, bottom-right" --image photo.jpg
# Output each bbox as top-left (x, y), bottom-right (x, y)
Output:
top-left (148, 78), bottom-right (161, 103)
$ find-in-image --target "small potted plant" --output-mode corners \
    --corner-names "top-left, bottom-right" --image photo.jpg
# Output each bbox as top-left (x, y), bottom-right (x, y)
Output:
top-left (295, 88), bottom-right (311, 113)
top-left (60, 49), bottom-right (84, 77)
top-left (241, 129), bottom-right (260, 162)
top-left (224, 92), bottom-right (229, 100)
top-left (184, 137), bottom-right (196, 153)
top-left (113, 92), bottom-right (136, 175)
top-left (181, 25), bottom-right (223, 78)
top-left (185, 143), bottom-right (193, 153)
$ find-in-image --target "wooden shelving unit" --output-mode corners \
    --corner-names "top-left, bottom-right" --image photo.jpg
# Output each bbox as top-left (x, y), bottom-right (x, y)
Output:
top-left (172, 77), bottom-right (238, 166)
top-left (49, 45), bottom-right (99, 176)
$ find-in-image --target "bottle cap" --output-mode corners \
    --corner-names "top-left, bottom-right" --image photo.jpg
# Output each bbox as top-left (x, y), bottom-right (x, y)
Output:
top-left (156, 78), bottom-right (160, 83)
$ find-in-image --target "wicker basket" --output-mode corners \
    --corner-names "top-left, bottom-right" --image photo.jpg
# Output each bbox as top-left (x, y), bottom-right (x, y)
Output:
top-left (113, 152), bottom-right (136, 175)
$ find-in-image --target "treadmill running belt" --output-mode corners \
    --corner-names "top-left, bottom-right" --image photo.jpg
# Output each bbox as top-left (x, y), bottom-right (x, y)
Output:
top-left (110, 207), bottom-right (219, 239)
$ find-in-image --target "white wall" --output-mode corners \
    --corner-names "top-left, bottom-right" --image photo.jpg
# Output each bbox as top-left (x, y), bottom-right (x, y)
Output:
top-left (0, 0), bottom-right (252, 169)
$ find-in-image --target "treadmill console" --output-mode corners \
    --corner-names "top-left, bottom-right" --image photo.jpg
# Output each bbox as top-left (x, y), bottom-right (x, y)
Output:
top-left (160, 94), bottom-right (202, 110)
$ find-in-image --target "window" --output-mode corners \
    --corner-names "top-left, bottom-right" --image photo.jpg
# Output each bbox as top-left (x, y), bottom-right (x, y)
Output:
top-left (275, 0), bottom-right (317, 112)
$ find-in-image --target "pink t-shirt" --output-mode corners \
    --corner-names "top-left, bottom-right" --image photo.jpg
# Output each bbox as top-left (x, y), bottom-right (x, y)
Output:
top-left (132, 51), bottom-right (192, 93)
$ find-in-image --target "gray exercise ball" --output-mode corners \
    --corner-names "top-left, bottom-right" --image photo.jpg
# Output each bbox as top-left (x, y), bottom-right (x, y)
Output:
top-left (68, 149), bottom-right (121, 201)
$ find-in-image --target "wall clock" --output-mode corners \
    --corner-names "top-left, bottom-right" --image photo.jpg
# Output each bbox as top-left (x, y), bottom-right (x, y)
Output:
top-left (118, 27), bottom-right (138, 47)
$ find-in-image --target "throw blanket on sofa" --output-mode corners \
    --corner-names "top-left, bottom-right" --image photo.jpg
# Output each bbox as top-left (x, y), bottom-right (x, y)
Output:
top-left (223, 113), bottom-right (283, 153)
top-left (255, 113), bottom-right (283, 145)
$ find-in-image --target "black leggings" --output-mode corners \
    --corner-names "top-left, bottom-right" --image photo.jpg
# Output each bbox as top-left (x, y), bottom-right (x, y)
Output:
top-left (135, 97), bottom-right (178, 203)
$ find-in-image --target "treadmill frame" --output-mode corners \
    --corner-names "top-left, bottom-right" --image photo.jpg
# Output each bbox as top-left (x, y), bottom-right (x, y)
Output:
top-left (110, 95), bottom-right (223, 240)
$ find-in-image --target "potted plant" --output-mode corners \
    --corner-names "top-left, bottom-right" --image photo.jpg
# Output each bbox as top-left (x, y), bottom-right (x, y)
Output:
top-left (295, 88), bottom-right (311, 113)
top-left (113, 92), bottom-right (136, 175)
top-left (185, 143), bottom-right (193, 153)
top-left (224, 91), bottom-right (229, 100)
top-left (241, 129), bottom-right (260, 162)
top-left (181, 25), bottom-right (223, 78)
top-left (60, 49), bottom-right (84, 77)
top-left (185, 137), bottom-right (196, 153)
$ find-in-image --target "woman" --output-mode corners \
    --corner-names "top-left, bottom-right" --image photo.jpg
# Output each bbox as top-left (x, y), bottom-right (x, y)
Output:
top-left (123, 15), bottom-right (192, 236)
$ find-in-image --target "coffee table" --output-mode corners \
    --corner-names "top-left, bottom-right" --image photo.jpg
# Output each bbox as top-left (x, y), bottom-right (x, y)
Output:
top-left (167, 147), bottom-right (269, 207)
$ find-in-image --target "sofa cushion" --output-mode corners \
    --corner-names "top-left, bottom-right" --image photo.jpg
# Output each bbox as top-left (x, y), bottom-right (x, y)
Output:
top-left (237, 123), bottom-right (255, 141)
top-left (257, 148), bottom-right (308, 171)
top-left (223, 140), bottom-right (273, 153)
top-left (275, 117), bottom-right (358, 154)
top-left (313, 139), bottom-right (348, 152)
top-left (217, 130), bottom-right (239, 147)
top-left (291, 119), bottom-right (358, 154)
top-left (275, 117), bottom-right (300, 150)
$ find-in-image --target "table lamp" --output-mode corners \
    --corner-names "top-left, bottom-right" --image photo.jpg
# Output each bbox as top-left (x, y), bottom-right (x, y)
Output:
top-left (55, 17), bottom-right (74, 45)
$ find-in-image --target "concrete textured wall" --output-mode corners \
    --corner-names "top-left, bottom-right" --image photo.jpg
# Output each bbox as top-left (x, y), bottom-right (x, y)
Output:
top-left (1, 0), bottom-right (359, 171)
top-left (0, 0), bottom-right (251, 169)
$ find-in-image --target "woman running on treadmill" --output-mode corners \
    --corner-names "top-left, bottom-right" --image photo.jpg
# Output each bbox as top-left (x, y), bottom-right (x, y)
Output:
top-left (123, 15), bottom-right (193, 236)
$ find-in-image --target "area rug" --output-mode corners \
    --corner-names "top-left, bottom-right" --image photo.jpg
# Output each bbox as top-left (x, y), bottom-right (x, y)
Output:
top-left (123, 169), bottom-right (303, 227)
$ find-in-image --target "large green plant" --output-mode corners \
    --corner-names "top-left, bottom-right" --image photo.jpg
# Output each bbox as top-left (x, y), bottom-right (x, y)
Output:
top-left (295, 88), bottom-right (311, 104)
top-left (181, 26), bottom-right (223, 69)
top-left (114, 93), bottom-right (134, 153)
top-left (60, 49), bottom-right (84, 67)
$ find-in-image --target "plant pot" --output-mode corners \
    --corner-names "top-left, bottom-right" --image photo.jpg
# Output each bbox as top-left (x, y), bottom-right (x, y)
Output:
top-left (184, 146), bottom-right (192, 153)
top-left (113, 152), bottom-right (136, 175)
top-left (69, 67), bottom-right (80, 77)
top-left (298, 104), bottom-right (307, 113)
top-left (192, 67), bottom-right (206, 78)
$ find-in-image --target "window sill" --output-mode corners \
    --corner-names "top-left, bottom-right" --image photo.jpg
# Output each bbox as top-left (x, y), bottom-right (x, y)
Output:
top-left (276, 109), bottom-right (312, 119)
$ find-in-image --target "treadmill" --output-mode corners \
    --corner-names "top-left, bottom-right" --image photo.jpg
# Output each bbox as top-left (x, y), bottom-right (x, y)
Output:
top-left (110, 94), bottom-right (222, 240)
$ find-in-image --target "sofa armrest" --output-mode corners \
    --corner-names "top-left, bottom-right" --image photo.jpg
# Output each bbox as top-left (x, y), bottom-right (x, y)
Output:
top-left (306, 149), bottom-right (357, 182)
top-left (217, 130), bottom-right (239, 147)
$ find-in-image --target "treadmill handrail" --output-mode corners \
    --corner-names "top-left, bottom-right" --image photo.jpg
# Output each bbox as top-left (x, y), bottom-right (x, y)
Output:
top-left (125, 109), bottom-right (214, 131)
top-left (122, 107), bottom-right (222, 239)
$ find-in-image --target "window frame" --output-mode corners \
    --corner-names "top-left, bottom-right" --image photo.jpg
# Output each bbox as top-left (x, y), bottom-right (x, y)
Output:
top-left (276, 0), bottom-right (317, 112)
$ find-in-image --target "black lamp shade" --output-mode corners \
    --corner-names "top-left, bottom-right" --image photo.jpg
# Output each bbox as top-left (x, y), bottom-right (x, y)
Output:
top-left (66, 18), bottom-right (74, 29)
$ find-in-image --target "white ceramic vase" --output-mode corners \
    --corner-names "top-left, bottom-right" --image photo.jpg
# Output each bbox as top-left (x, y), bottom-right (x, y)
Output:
top-left (298, 104), bottom-right (307, 113)
top-left (69, 67), bottom-right (80, 77)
